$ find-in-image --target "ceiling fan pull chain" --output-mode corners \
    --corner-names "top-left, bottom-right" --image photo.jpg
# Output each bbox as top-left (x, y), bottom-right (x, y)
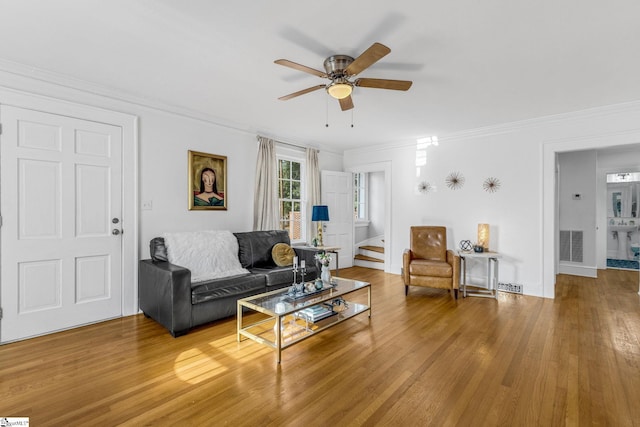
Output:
top-left (325, 95), bottom-right (329, 128)
top-left (351, 109), bottom-right (354, 128)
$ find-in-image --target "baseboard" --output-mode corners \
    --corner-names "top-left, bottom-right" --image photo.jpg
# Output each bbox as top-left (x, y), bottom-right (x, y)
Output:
top-left (558, 263), bottom-right (598, 278)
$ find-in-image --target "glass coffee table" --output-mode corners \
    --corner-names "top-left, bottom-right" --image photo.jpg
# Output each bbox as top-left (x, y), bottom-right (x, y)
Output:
top-left (237, 277), bottom-right (371, 363)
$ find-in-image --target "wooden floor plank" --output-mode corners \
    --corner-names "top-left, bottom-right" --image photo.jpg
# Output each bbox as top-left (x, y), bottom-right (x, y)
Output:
top-left (1, 267), bottom-right (639, 426)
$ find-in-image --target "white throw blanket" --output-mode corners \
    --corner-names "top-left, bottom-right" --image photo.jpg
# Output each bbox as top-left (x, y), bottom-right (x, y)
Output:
top-left (163, 230), bottom-right (249, 283)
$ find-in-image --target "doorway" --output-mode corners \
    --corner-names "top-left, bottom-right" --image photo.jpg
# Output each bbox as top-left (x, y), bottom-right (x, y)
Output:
top-left (544, 134), bottom-right (640, 298)
top-left (347, 161), bottom-right (392, 272)
top-left (605, 171), bottom-right (640, 270)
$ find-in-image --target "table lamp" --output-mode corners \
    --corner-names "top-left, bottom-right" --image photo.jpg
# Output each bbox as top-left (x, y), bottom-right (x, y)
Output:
top-left (312, 205), bottom-right (329, 247)
top-left (478, 223), bottom-right (490, 252)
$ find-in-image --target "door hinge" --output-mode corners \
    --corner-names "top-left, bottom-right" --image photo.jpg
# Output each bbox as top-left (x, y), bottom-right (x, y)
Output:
top-left (0, 308), bottom-right (3, 320)
top-left (0, 123), bottom-right (3, 135)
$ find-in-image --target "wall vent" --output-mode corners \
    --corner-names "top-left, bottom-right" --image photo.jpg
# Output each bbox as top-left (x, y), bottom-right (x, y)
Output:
top-left (560, 230), bottom-right (583, 262)
top-left (498, 282), bottom-right (523, 294)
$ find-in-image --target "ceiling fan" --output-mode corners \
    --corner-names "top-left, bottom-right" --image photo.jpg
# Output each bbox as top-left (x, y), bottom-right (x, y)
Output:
top-left (275, 42), bottom-right (412, 111)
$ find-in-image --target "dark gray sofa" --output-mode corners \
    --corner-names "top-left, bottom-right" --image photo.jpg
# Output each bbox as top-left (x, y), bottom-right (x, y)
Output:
top-left (138, 230), bottom-right (318, 337)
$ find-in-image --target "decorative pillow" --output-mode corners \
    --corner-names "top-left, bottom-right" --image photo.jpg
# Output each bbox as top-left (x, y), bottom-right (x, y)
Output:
top-left (272, 243), bottom-right (296, 267)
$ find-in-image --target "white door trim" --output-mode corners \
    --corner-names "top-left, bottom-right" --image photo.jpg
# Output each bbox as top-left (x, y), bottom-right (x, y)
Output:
top-left (0, 88), bottom-right (139, 323)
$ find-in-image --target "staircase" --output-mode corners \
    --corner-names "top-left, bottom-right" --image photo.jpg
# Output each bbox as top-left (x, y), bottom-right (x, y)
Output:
top-left (354, 244), bottom-right (384, 270)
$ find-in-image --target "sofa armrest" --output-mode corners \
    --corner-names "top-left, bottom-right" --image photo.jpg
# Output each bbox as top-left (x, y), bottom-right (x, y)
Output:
top-left (402, 249), bottom-right (413, 284)
top-left (446, 250), bottom-right (460, 290)
top-left (139, 259), bottom-right (192, 337)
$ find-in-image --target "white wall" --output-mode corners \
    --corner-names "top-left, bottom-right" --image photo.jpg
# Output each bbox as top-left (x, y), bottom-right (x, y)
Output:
top-left (138, 113), bottom-right (257, 253)
top-left (557, 150), bottom-right (597, 276)
top-left (138, 120), bottom-right (342, 254)
top-left (344, 101), bottom-right (640, 298)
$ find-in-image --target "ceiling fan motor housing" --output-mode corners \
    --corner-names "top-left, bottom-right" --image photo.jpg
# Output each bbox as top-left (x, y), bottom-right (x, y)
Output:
top-left (323, 55), bottom-right (354, 79)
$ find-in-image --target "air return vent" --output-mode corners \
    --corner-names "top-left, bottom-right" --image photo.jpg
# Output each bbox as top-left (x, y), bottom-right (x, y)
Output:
top-left (560, 230), bottom-right (583, 262)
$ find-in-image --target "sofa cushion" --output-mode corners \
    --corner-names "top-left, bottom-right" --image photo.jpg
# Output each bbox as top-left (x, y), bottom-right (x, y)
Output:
top-left (249, 266), bottom-right (295, 288)
top-left (409, 259), bottom-right (452, 278)
top-left (191, 273), bottom-right (265, 304)
top-left (272, 243), bottom-right (295, 266)
top-left (411, 226), bottom-right (447, 262)
top-left (234, 230), bottom-right (291, 268)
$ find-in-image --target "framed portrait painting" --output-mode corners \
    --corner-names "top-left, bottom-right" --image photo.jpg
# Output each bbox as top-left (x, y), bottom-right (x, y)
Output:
top-left (188, 150), bottom-right (227, 210)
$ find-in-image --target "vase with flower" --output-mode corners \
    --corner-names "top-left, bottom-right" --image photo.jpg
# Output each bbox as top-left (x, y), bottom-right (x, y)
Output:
top-left (315, 252), bottom-right (332, 286)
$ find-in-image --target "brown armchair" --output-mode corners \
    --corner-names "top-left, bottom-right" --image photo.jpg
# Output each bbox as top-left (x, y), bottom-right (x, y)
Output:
top-left (403, 226), bottom-right (460, 298)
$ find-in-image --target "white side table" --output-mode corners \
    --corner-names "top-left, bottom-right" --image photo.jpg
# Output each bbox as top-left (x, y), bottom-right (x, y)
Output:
top-left (317, 246), bottom-right (340, 276)
top-left (458, 251), bottom-right (501, 299)
top-left (301, 246), bottom-right (341, 276)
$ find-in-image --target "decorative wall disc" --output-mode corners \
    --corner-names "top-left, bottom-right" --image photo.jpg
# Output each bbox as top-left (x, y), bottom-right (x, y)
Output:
top-left (483, 177), bottom-right (501, 193)
top-left (417, 181), bottom-right (433, 194)
top-left (445, 171), bottom-right (465, 190)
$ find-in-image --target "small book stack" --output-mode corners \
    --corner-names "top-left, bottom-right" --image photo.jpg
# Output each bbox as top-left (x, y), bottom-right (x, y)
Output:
top-left (298, 304), bottom-right (335, 322)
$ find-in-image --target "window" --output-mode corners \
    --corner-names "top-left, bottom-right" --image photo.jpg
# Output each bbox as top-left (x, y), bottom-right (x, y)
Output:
top-left (278, 157), bottom-right (305, 242)
top-left (354, 172), bottom-right (367, 221)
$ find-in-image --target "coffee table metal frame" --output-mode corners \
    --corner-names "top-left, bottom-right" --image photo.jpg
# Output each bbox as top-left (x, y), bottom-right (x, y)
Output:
top-left (237, 277), bottom-right (371, 363)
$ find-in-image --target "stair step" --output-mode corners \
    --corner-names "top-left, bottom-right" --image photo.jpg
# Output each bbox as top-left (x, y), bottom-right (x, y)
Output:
top-left (359, 245), bottom-right (384, 254)
top-left (354, 257), bottom-right (384, 270)
top-left (354, 254), bottom-right (383, 263)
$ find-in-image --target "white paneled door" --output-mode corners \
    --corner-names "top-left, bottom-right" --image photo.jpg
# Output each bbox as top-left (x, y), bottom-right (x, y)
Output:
top-left (321, 170), bottom-right (354, 269)
top-left (1, 106), bottom-right (123, 342)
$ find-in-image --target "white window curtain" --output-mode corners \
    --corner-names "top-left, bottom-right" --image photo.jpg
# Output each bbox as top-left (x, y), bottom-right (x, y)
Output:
top-left (253, 136), bottom-right (279, 230)
top-left (306, 148), bottom-right (320, 243)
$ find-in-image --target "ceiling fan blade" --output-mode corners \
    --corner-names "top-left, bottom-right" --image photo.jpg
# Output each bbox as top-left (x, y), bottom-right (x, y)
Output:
top-left (274, 59), bottom-right (327, 78)
top-left (355, 78), bottom-right (412, 91)
top-left (278, 84), bottom-right (326, 100)
top-left (345, 42), bottom-right (391, 76)
top-left (339, 95), bottom-right (354, 111)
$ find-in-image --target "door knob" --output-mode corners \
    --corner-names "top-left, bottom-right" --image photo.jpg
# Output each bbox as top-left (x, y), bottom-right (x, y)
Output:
top-left (112, 229), bottom-right (121, 235)
top-left (112, 218), bottom-right (120, 224)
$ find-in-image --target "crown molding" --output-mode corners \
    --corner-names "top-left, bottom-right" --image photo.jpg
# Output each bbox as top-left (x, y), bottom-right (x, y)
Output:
top-left (442, 100), bottom-right (640, 142)
top-left (0, 58), bottom-right (252, 129)
top-left (344, 99), bottom-right (640, 155)
top-left (3, 58), bottom-right (639, 157)
top-left (0, 58), bottom-right (341, 152)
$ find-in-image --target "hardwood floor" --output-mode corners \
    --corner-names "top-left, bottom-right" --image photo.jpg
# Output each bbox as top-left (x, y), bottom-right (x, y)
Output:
top-left (2, 267), bottom-right (639, 426)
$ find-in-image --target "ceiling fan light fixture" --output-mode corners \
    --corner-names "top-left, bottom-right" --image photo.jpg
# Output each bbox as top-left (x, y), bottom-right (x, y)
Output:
top-left (327, 82), bottom-right (353, 99)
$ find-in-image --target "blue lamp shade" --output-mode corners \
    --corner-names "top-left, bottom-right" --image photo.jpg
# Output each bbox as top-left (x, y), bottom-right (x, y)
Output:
top-left (312, 205), bottom-right (329, 222)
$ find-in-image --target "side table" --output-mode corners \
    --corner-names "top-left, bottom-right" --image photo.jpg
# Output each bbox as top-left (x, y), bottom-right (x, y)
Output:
top-left (458, 251), bottom-right (501, 299)
top-left (298, 246), bottom-right (341, 276)
top-left (315, 246), bottom-right (340, 277)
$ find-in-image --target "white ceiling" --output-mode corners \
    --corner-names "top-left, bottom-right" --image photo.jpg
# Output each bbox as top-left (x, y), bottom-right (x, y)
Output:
top-left (1, 0), bottom-right (639, 152)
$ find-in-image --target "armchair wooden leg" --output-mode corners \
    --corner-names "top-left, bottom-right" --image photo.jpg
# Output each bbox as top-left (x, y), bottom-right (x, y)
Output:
top-left (405, 285), bottom-right (409, 296)
top-left (454, 289), bottom-right (459, 299)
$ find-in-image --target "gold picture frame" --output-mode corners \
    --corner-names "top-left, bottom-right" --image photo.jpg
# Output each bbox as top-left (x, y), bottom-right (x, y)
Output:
top-left (188, 150), bottom-right (227, 210)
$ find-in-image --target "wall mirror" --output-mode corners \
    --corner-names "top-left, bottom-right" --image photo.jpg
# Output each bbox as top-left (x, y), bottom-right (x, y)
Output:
top-left (607, 172), bottom-right (640, 218)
